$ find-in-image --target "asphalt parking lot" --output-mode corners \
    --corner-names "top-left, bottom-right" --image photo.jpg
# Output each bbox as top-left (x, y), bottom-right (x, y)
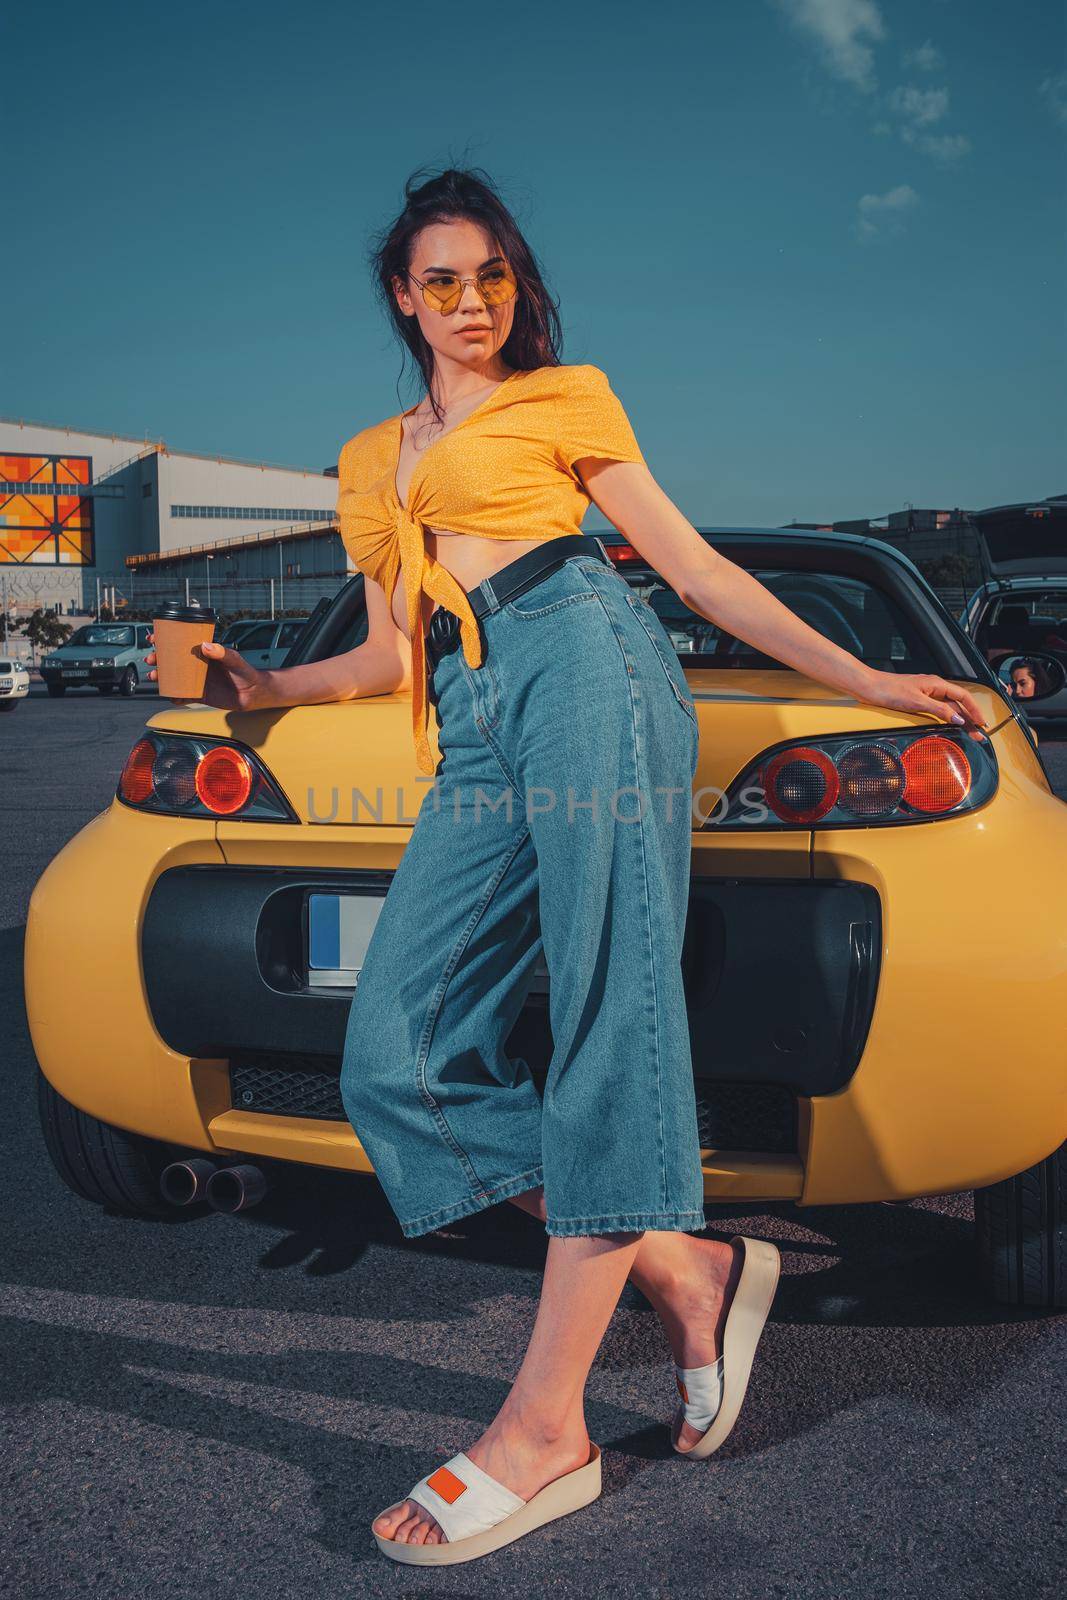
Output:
top-left (2, 685), bottom-right (1065, 1599)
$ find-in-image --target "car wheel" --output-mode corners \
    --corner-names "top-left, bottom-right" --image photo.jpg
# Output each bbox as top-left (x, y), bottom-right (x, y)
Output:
top-left (46, 683), bottom-right (66, 697)
top-left (36, 1065), bottom-right (175, 1218)
top-left (0, 701), bottom-right (16, 712)
top-left (118, 665), bottom-right (138, 697)
top-left (974, 1141), bottom-right (1066, 1309)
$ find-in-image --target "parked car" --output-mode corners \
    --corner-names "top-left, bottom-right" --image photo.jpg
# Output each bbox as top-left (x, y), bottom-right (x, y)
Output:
top-left (216, 619), bottom-right (274, 649)
top-left (0, 655), bottom-right (31, 710)
top-left (25, 530), bottom-right (1067, 1307)
top-left (222, 616), bottom-right (309, 669)
top-left (959, 495), bottom-right (1067, 726)
top-left (39, 622), bottom-right (156, 697)
top-left (960, 575), bottom-right (1067, 725)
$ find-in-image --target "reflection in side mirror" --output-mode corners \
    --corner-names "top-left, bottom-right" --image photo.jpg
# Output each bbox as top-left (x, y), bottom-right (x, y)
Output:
top-left (996, 651), bottom-right (1066, 704)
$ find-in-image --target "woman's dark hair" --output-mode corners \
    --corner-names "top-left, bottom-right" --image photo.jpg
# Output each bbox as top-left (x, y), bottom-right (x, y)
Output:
top-left (368, 164), bottom-right (563, 422)
top-left (1012, 654), bottom-right (1052, 696)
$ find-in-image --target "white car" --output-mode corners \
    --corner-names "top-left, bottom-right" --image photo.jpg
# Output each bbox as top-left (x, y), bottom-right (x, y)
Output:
top-left (225, 616), bottom-right (309, 669)
top-left (0, 656), bottom-right (31, 710)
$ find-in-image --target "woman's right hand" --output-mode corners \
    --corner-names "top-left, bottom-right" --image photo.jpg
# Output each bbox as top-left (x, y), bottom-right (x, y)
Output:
top-left (145, 631), bottom-right (273, 712)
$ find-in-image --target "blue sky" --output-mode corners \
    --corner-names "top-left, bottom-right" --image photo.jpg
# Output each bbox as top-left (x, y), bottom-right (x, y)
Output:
top-left (8, 0), bottom-right (1064, 526)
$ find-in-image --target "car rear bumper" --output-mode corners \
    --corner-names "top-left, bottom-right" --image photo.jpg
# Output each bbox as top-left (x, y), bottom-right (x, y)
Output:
top-left (139, 864), bottom-right (880, 1103)
top-left (24, 764), bottom-right (1067, 1206)
top-left (25, 808), bottom-right (822, 1201)
top-left (134, 858), bottom-right (883, 1202)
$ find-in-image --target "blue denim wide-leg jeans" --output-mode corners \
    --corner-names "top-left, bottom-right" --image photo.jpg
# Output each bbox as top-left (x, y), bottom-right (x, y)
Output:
top-left (338, 551), bottom-right (706, 1239)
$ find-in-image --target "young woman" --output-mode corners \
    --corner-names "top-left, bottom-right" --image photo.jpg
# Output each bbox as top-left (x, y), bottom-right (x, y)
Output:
top-left (146, 166), bottom-right (988, 1569)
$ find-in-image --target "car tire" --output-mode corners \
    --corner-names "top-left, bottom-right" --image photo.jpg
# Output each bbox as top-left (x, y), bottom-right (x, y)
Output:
top-left (46, 683), bottom-right (66, 697)
top-left (118, 666), bottom-right (138, 697)
top-left (0, 700), bottom-right (16, 712)
top-left (36, 1065), bottom-right (176, 1218)
top-left (974, 1141), bottom-right (1066, 1309)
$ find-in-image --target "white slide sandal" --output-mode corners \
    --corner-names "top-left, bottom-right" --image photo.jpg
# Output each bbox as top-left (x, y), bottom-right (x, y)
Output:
top-left (670, 1233), bottom-right (781, 1459)
top-left (372, 1441), bottom-right (603, 1566)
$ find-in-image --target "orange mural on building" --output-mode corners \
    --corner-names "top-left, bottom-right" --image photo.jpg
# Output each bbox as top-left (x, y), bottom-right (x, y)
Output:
top-left (0, 453), bottom-right (95, 565)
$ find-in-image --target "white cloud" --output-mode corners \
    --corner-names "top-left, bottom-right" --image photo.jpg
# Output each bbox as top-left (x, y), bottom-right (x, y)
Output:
top-left (916, 131), bottom-right (972, 163)
top-left (888, 84), bottom-right (949, 125)
top-left (887, 83), bottom-right (970, 161)
top-left (772, 0), bottom-right (887, 93)
top-left (855, 183), bottom-right (919, 241)
top-left (903, 40), bottom-right (942, 72)
top-left (1038, 72), bottom-right (1067, 127)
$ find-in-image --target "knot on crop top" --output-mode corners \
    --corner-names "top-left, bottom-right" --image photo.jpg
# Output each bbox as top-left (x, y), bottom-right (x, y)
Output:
top-left (335, 363), bottom-right (646, 775)
top-left (395, 504), bottom-right (486, 774)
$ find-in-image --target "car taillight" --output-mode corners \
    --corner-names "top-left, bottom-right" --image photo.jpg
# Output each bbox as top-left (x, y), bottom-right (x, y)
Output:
top-left (604, 542), bottom-right (646, 565)
top-left (704, 727), bottom-right (996, 831)
top-left (195, 746), bottom-right (254, 814)
top-left (117, 732), bottom-right (294, 821)
top-left (763, 746), bottom-right (840, 822)
top-left (121, 739), bottom-right (156, 804)
top-left (900, 733), bottom-right (971, 812)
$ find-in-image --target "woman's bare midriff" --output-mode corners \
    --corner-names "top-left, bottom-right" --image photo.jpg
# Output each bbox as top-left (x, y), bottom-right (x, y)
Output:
top-left (391, 380), bottom-right (548, 640)
top-left (389, 527), bottom-right (549, 640)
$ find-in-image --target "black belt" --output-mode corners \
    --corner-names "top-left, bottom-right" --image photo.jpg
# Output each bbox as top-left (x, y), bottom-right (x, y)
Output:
top-left (426, 534), bottom-right (611, 664)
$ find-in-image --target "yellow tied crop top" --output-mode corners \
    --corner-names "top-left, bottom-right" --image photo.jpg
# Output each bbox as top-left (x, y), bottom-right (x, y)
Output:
top-left (335, 362), bottom-right (646, 775)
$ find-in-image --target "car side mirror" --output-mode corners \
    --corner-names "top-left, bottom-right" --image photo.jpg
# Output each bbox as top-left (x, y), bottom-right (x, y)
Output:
top-left (996, 651), bottom-right (1065, 703)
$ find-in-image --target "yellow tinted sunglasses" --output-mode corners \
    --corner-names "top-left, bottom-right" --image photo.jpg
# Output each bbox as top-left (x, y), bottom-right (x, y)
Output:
top-left (408, 261), bottom-right (517, 316)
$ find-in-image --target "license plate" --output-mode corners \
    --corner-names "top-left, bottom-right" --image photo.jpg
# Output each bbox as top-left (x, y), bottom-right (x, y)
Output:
top-left (64, 670), bottom-right (89, 678)
top-left (306, 892), bottom-right (386, 988)
top-left (305, 891), bottom-right (550, 993)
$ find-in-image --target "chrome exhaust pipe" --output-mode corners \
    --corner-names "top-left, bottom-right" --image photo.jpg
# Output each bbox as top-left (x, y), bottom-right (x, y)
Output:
top-left (159, 1156), bottom-right (229, 1207)
top-left (204, 1162), bottom-right (270, 1213)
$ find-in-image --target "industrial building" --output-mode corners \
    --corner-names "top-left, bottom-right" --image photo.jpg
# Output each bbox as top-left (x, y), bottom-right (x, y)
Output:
top-left (0, 417), bottom-right (346, 631)
top-left (786, 496), bottom-right (1067, 609)
top-left (787, 505), bottom-right (982, 579)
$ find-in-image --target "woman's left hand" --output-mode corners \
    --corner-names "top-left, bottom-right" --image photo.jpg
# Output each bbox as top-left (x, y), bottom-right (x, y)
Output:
top-left (859, 669), bottom-right (990, 743)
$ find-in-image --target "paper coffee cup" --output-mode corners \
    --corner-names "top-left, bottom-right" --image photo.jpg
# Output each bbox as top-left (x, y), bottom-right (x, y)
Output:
top-left (152, 599), bottom-right (218, 702)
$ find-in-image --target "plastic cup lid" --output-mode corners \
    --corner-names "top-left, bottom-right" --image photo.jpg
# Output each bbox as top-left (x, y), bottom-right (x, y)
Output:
top-left (154, 599), bottom-right (218, 624)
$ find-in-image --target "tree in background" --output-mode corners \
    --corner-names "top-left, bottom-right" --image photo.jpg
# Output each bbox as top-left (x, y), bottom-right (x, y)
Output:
top-left (19, 609), bottom-right (72, 668)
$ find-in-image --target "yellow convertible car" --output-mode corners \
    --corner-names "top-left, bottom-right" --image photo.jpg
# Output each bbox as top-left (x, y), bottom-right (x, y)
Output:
top-left (26, 529), bottom-right (1067, 1307)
